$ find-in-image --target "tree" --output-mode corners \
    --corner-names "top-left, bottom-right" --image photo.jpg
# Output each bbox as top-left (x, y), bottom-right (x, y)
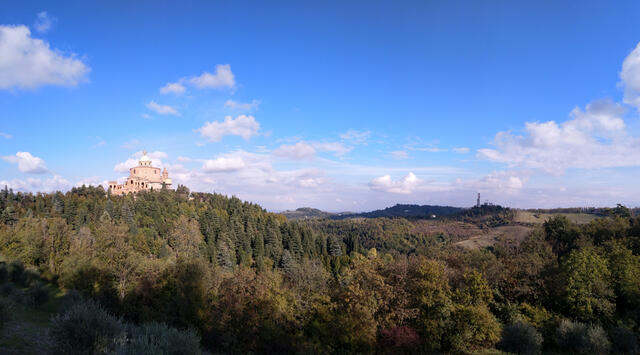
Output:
top-left (560, 248), bottom-right (614, 322)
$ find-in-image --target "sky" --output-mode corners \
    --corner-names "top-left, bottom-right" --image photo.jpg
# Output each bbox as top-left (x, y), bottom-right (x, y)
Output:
top-left (2, 1), bottom-right (640, 211)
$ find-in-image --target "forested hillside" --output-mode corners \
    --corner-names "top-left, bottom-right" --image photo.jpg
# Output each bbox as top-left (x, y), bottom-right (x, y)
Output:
top-left (1, 185), bottom-right (640, 354)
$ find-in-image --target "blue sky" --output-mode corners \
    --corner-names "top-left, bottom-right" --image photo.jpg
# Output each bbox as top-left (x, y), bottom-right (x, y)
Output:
top-left (2, 1), bottom-right (640, 211)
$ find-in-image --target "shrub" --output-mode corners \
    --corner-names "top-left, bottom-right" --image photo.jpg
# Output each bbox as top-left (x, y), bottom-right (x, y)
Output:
top-left (556, 319), bottom-right (610, 354)
top-left (498, 321), bottom-right (543, 355)
top-left (26, 280), bottom-right (49, 307)
top-left (0, 262), bottom-right (7, 283)
top-left (7, 260), bottom-right (25, 285)
top-left (50, 299), bottom-right (124, 354)
top-left (116, 322), bottom-right (202, 355)
top-left (23, 268), bottom-right (41, 287)
top-left (610, 326), bottom-right (639, 355)
top-left (0, 282), bottom-right (15, 297)
top-left (59, 289), bottom-right (84, 312)
top-left (585, 325), bottom-right (610, 354)
top-left (0, 297), bottom-right (14, 329)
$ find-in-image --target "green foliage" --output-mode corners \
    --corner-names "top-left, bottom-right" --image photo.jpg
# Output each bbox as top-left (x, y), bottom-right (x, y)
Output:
top-left (26, 280), bottom-right (50, 307)
top-left (559, 248), bottom-right (614, 322)
top-left (0, 297), bottom-right (14, 329)
top-left (1, 188), bottom-right (638, 353)
top-left (50, 298), bottom-right (125, 354)
top-left (609, 326), bottom-right (639, 355)
top-left (116, 322), bottom-right (201, 355)
top-left (498, 321), bottom-right (543, 355)
top-left (556, 319), bottom-right (610, 354)
top-left (445, 304), bottom-right (502, 353)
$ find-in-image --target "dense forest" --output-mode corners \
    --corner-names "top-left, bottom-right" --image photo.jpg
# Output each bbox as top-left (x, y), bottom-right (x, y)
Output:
top-left (1, 185), bottom-right (640, 354)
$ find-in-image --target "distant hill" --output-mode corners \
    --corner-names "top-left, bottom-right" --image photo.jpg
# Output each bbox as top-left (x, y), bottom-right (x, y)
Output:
top-left (280, 207), bottom-right (337, 220)
top-left (331, 204), bottom-right (464, 220)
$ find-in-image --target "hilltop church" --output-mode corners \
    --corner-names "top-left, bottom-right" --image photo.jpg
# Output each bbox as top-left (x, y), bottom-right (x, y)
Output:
top-left (108, 150), bottom-right (172, 195)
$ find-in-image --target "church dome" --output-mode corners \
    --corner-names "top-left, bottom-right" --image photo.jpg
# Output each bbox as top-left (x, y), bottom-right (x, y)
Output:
top-left (140, 150), bottom-right (151, 162)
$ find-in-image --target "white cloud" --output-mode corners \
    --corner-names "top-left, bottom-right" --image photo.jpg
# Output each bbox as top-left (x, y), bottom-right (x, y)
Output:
top-left (141, 113), bottom-right (151, 119)
top-left (0, 132), bottom-right (11, 139)
top-left (369, 172), bottom-right (421, 194)
top-left (274, 142), bottom-right (317, 160)
top-left (159, 82), bottom-right (185, 95)
top-left (478, 99), bottom-right (638, 173)
top-left (458, 170), bottom-right (528, 195)
top-left (2, 151), bottom-right (49, 174)
top-left (621, 42), bottom-right (640, 109)
top-left (340, 129), bottom-right (371, 144)
top-left (197, 115), bottom-right (260, 142)
top-left (452, 147), bottom-right (470, 154)
top-left (389, 150), bottom-right (408, 160)
top-left (313, 142), bottom-right (352, 156)
top-left (224, 99), bottom-right (260, 111)
top-left (92, 136), bottom-right (105, 148)
top-left (146, 100), bottom-right (180, 116)
top-left (190, 64), bottom-right (235, 89)
top-left (114, 150), bottom-right (167, 172)
top-left (0, 25), bottom-right (89, 90)
top-left (176, 156), bottom-right (192, 162)
top-left (34, 11), bottom-right (56, 33)
top-left (202, 156), bottom-right (246, 173)
top-left (0, 175), bottom-right (71, 192)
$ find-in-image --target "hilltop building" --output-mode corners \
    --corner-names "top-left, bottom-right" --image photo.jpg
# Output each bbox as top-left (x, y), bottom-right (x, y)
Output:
top-left (108, 150), bottom-right (172, 195)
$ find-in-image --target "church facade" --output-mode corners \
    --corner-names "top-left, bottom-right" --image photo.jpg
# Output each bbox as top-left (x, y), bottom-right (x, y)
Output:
top-left (108, 151), bottom-right (172, 195)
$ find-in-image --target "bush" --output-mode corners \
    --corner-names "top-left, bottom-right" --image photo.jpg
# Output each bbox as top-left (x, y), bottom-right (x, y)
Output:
top-left (0, 282), bottom-right (15, 297)
top-left (610, 327), bottom-right (638, 355)
top-left (7, 260), bottom-right (25, 285)
top-left (556, 319), bottom-right (610, 354)
top-left (0, 262), bottom-right (7, 283)
top-left (116, 322), bottom-right (202, 355)
top-left (50, 299), bottom-right (124, 354)
top-left (498, 321), bottom-right (543, 355)
top-left (59, 289), bottom-right (84, 312)
top-left (26, 280), bottom-right (49, 307)
top-left (23, 268), bottom-right (41, 287)
top-left (0, 297), bottom-right (14, 329)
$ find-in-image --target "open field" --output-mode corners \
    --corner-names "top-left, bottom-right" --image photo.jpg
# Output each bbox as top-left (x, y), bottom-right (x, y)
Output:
top-left (514, 211), bottom-right (598, 225)
top-left (454, 225), bottom-right (533, 250)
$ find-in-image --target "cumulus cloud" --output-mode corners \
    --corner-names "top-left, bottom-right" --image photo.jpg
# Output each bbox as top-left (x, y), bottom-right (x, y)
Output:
top-left (458, 170), bottom-right (528, 195)
top-left (0, 25), bottom-right (89, 90)
top-left (389, 150), bottom-right (408, 160)
top-left (340, 129), bottom-right (371, 144)
top-left (621, 42), bottom-right (640, 109)
top-left (2, 151), bottom-right (49, 174)
top-left (197, 115), bottom-right (260, 142)
top-left (190, 64), bottom-right (235, 89)
top-left (114, 150), bottom-right (167, 173)
top-left (34, 11), bottom-right (56, 33)
top-left (274, 142), bottom-right (317, 160)
top-left (478, 99), bottom-right (639, 173)
top-left (146, 100), bottom-right (180, 116)
top-left (224, 99), bottom-right (260, 111)
top-left (202, 156), bottom-right (246, 173)
top-left (159, 82), bottom-right (185, 95)
top-left (273, 140), bottom-right (352, 159)
top-left (369, 172), bottom-right (421, 194)
top-left (0, 175), bottom-right (71, 192)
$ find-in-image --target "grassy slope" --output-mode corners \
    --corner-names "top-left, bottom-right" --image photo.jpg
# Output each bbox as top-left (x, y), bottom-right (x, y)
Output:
top-left (0, 255), bottom-right (65, 354)
top-left (514, 210), bottom-right (598, 225)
